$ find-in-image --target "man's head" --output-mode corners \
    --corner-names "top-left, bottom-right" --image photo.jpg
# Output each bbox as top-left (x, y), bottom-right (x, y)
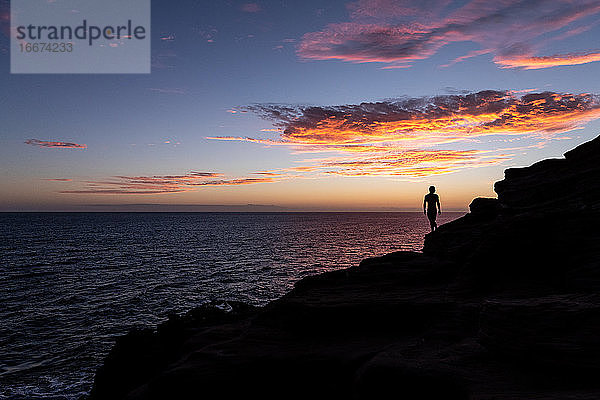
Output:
top-left (429, 186), bottom-right (436, 193)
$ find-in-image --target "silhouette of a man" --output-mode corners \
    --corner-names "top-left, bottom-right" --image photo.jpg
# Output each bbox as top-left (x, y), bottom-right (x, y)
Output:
top-left (423, 186), bottom-right (441, 232)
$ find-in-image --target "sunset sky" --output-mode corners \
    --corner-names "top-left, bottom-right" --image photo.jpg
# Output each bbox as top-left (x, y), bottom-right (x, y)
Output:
top-left (2, 0), bottom-right (600, 211)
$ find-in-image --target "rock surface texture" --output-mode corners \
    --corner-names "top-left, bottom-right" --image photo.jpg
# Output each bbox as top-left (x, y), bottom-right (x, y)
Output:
top-left (89, 136), bottom-right (600, 400)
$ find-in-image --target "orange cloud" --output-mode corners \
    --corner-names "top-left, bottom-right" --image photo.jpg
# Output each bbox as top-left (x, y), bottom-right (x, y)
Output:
top-left (25, 139), bottom-right (87, 149)
top-left (495, 52), bottom-right (600, 69)
top-left (235, 91), bottom-right (600, 147)
top-left (297, 149), bottom-right (508, 177)
top-left (210, 90), bottom-right (600, 178)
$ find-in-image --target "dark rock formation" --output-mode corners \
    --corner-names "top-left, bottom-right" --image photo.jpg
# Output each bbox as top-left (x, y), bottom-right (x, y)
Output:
top-left (89, 136), bottom-right (600, 400)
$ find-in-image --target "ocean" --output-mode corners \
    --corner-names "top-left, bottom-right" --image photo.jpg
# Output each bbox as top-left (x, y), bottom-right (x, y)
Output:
top-left (0, 212), bottom-right (461, 399)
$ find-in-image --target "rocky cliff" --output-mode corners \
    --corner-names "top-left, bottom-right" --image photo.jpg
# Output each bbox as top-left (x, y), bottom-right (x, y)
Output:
top-left (89, 136), bottom-right (600, 400)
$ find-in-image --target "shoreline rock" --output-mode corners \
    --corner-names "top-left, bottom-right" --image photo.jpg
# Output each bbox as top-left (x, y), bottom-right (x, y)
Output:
top-left (89, 136), bottom-right (600, 400)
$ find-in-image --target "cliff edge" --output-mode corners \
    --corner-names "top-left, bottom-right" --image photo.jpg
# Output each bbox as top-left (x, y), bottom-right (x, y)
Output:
top-left (90, 136), bottom-right (600, 400)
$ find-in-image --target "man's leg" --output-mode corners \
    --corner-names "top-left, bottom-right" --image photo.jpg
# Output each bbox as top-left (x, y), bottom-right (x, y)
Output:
top-left (428, 214), bottom-right (436, 231)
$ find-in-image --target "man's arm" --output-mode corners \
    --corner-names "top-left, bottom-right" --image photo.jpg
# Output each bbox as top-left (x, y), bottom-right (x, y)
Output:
top-left (437, 197), bottom-right (441, 214)
top-left (423, 197), bottom-right (427, 215)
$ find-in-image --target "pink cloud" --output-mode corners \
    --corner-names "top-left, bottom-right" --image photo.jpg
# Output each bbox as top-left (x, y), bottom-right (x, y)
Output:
top-left (148, 87), bottom-right (186, 94)
top-left (241, 3), bottom-right (260, 13)
top-left (0, 1), bottom-right (8, 38)
top-left (56, 171), bottom-right (282, 195)
top-left (25, 139), bottom-right (87, 149)
top-left (60, 189), bottom-right (185, 195)
top-left (298, 0), bottom-right (600, 69)
top-left (160, 34), bottom-right (175, 41)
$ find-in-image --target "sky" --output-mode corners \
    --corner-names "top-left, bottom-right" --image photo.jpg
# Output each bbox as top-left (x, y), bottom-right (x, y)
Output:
top-left (1, 0), bottom-right (600, 211)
